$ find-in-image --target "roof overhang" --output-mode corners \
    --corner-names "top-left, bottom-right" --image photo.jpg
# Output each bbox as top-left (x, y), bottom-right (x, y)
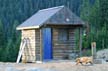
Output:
top-left (45, 23), bottom-right (84, 26)
top-left (41, 23), bottom-right (84, 28)
top-left (16, 26), bottom-right (40, 30)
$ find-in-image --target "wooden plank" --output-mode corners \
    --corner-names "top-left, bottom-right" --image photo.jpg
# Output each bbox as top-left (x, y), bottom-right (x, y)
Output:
top-left (53, 50), bottom-right (73, 53)
top-left (52, 28), bottom-right (78, 59)
top-left (16, 40), bottom-right (26, 63)
top-left (40, 29), bottom-right (42, 61)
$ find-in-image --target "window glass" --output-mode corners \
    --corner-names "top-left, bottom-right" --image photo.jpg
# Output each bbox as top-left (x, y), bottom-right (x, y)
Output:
top-left (58, 29), bottom-right (69, 41)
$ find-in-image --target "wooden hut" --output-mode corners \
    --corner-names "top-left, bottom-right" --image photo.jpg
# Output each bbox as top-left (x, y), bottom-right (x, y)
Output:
top-left (16, 6), bottom-right (84, 62)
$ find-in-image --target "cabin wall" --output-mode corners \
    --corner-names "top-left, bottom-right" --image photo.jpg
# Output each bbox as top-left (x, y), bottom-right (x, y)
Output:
top-left (21, 28), bottom-right (77, 61)
top-left (35, 29), bottom-right (41, 61)
top-left (21, 29), bottom-right (36, 62)
top-left (52, 28), bottom-right (76, 59)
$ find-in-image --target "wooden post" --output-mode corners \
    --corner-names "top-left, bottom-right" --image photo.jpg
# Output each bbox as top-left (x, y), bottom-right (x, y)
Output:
top-left (79, 27), bottom-right (82, 57)
top-left (91, 42), bottom-right (96, 62)
top-left (102, 39), bottom-right (104, 49)
top-left (40, 29), bottom-right (42, 62)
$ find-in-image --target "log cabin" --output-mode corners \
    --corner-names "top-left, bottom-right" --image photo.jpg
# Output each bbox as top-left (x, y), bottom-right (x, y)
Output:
top-left (16, 6), bottom-right (84, 62)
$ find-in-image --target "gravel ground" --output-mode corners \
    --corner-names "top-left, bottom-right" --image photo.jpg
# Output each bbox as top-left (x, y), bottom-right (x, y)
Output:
top-left (0, 61), bottom-right (108, 71)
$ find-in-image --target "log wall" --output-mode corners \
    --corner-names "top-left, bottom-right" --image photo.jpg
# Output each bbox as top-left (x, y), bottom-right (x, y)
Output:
top-left (52, 28), bottom-right (76, 59)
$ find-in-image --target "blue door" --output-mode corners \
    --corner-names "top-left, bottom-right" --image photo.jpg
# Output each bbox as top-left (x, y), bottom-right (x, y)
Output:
top-left (43, 28), bottom-right (52, 60)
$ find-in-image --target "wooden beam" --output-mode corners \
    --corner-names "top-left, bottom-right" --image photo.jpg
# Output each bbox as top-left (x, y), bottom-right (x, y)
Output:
top-left (42, 24), bottom-right (83, 29)
top-left (91, 42), bottom-right (96, 59)
top-left (16, 39), bottom-right (26, 63)
top-left (40, 29), bottom-right (42, 61)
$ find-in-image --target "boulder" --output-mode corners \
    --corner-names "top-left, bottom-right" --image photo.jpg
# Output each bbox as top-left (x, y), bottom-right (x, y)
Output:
top-left (68, 53), bottom-right (79, 60)
top-left (93, 59), bottom-right (106, 64)
top-left (97, 49), bottom-right (108, 61)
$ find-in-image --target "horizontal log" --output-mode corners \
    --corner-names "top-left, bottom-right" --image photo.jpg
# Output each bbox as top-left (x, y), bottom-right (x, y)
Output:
top-left (53, 56), bottom-right (64, 59)
top-left (53, 50), bottom-right (74, 53)
top-left (53, 48), bottom-right (76, 50)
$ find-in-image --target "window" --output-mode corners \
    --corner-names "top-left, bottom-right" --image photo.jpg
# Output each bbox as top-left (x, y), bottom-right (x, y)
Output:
top-left (58, 29), bottom-right (69, 41)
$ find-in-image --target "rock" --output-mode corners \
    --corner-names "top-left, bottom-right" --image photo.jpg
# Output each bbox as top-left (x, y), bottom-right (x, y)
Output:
top-left (97, 49), bottom-right (108, 61)
top-left (68, 53), bottom-right (79, 60)
top-left (93, 59), bottom-right (106, 64)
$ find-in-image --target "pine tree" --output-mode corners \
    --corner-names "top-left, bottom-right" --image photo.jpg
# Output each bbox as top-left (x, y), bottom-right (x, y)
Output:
top-left (99, 0), bottom-right (108, 48)
top-left (80, 0), bottom-right (91, 49)
top-left (80, 0), bottom-right (91, 22)
top-left (0, 20), bottom-right (4, 48)
top-left (0, 19), bottom-right (5, 60)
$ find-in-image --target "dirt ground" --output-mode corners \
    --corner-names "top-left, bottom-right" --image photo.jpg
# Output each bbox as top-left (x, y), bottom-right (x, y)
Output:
top-left (0, 61), bottom-right (108, 71)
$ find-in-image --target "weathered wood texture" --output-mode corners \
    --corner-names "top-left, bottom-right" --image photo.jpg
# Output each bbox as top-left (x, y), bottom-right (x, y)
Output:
top-left (21, 28), bottom-right (79, 61)
top-left (35, 29), bottom-right (42, 61)
top-left (52, 28), bottom-right (76, 59)
top-left (21, 29), bottom-right (42, 62)
top-left (21, 29), bottom-right (36, 62)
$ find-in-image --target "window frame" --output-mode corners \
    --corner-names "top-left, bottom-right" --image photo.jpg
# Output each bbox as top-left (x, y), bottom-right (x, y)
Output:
top-left (58, 28), bottom-right (69, 42)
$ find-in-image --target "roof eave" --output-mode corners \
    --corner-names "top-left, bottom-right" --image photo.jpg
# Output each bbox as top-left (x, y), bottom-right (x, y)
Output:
top-left (46, 23), bottom-right (84, 26)
top-left (16, 26), bottom-right (40, 30)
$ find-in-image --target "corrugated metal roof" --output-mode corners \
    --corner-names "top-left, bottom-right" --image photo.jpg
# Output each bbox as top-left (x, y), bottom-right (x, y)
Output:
top-left (17, 6), bottom-right (84, 30)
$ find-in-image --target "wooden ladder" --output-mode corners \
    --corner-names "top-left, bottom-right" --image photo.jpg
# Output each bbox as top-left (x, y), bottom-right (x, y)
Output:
top-left (16, 38), bottom-right (28, 63)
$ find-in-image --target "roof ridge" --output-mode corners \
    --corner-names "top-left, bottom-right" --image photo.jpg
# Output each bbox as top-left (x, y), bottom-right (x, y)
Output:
top-left (39, 5), bottom-right (64, 12)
